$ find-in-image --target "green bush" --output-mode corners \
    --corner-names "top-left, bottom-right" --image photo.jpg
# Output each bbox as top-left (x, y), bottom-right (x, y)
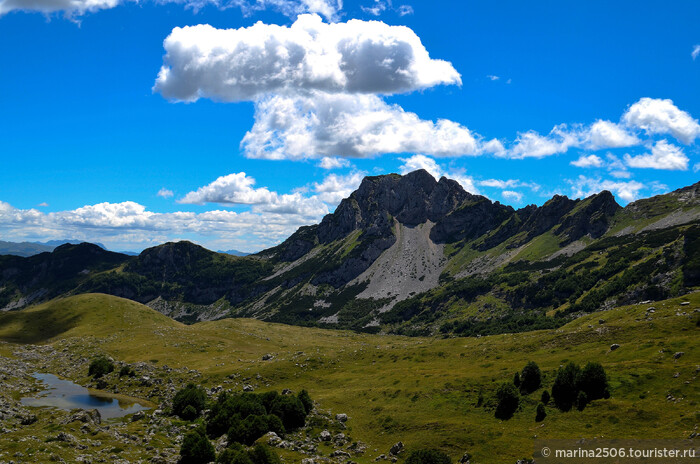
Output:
top-left (180, 426), bottom-right (215, 464)
top-left (520, 361), bottom-right (542, 394)
top-left (576, 391), bottom-right (588, 411)
top-left (88, 356), bottom-right (114, 379)
top-left (552, 363), bottom-right (580, 411)
top-left (577, 362), bottom-right (609, 401)
top-left (540, 390), bottom-right (550, 405)
top-left (269, 395), bottom-right (307, 431)
top-left (118, 365), bottom-right (135, 377)
top-left (173, 384), bottom-right (207, 420)
top-left (513, 372), bottom-right (521, 387)
top-left (297, 390), bottom-right (313, 414)
top-left (552, 362), bottom-right (610, 411)
top-left (248, 444), bottom-right (281, 464)
top-left (405, 449), bottom-right (452, 464)
top-left (535, 403), bottom-right (546, 422)
top-left (494, 382), bottom-right (520, 420)
top-left (217, 444), bottom-right (280, 464)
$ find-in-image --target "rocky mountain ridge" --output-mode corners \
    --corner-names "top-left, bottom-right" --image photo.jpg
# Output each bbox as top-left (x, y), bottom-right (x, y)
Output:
top-left (1, 170), bottom-right (699, 336)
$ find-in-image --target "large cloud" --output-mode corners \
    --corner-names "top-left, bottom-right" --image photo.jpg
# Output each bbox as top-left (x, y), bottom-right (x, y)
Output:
top-left (178, 172), bottom-right (329, 216)
top-left (624, 140), bottom-right (689, 171)
top-left (154, 14), bottom-right (461, 102)
top-left (241, 92), bottom-right (500, 159)
top-left (622, 97), bottom-right (700, 144)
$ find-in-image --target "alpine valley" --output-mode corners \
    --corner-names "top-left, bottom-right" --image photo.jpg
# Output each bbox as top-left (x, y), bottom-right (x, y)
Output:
top-left (0, 170), bottom-right (698, 464)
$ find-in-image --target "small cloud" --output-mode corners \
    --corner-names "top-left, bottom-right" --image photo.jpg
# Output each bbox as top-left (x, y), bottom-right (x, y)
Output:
top-left (397, 5), bottom-right (413, 15)
top-left (571, 154), bottom-right (603, 168)
top-left (506, 78), bottom-right (512, 84)
top-left (692, 45), bottom-right (700, 60)
top-left (694, 163), bottom-right (700, 173)
top-left (487, 75), bottom-right (500, 81)
top-left (502, 190), bottom-right (523, 203)
top-left (609, 170), bottom-right (632, 179)
top-left (37, 202), bottom-right (49, 207)
top-left (317, 157), bottom-right (351, 170)
top-left (157, 188), bottom-right (174, 198)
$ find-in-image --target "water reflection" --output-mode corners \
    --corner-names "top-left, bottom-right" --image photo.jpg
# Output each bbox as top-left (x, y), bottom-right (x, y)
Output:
top-left (21, 373), bottom-right (151, 419)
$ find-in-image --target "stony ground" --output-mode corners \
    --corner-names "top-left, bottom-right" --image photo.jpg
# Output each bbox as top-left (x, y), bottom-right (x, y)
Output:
top-left (0, 341), bottom-right (382, 464)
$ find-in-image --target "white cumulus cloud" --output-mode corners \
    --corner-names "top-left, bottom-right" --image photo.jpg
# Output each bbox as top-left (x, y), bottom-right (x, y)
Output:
top-left (571, 154), bottom-right (604, 168)
top-left (241, 92), bottom-right (497, 159)
top-left (569, 175), bottom-right (645, 204)
top-left (692, 45), bottom-right (700, 60)
top-left (501, 190), bottom-right (523, 203)
top-left (313, 171), bottom-right (366, 204)
top-left (585, 120), bottom-right (639, 149)
top-left (624, 140), bottom-right (689, 171)
top-left (178, 172), bottom-right (328, 216)
top-left (398, 154), bottom-right (442, 179)
top-left (154, 14), bottom-right (461, 102)
top-left (317, 157), bottom-right (351, 169)
top-left (157, 188), bottom-right (174, 198)
top-left (622, 97), bottom-right (700, 144)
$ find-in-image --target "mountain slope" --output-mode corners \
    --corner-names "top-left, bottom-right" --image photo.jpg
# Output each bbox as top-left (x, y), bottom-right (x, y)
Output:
top-left (1, 171), bottom-right (699, 336)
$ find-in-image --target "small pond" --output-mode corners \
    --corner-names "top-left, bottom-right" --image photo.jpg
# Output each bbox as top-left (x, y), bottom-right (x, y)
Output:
top-left (21, 373), bottom-right (152, 420)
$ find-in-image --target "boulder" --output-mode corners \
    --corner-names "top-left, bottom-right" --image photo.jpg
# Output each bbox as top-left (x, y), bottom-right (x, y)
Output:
top-left (610, 344), bottom-right (620, 351)
top-left (389, 442), bottom-right (404, 456)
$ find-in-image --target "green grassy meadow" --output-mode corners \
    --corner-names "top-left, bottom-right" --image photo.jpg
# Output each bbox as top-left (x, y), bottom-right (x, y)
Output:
top-left (0, 293), bottom-right (698, 463)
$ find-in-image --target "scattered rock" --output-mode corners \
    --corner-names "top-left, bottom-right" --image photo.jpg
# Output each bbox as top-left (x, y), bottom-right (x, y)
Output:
top-left (243, 384), bottom-right (255, 392)
top-left (680, 302), bottom-right (690, 306)
top-left (131, 411), bottom-right (145, 422)
top-left (262, 354), bottom-right (274, 361)
top-left (336, 413), bottom-right (348, 422)
top-left (610, 344), bottom-right (620, 351)
top-left (319, 430), bottom-right (332, 442)
top-left (389, 442), bottom-right (404, 456)
top-left (459, 452), bottom-right (472, 464)
top-left (674, 352), bottom-right (685, 359)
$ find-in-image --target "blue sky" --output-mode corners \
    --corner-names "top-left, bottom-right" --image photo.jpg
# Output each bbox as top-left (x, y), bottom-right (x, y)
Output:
top-left (0, 0), bottom-right (698, 252)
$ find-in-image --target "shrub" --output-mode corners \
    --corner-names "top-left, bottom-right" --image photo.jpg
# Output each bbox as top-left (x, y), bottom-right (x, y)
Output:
top-left (88, 356), bottom-right (114, 379)
top-left (541, 390), bottom-right (550, 405)
top-left (182, 405), bottom-right (199, 421)
top-left (180, 426), bottom-right (215, 464)
top-left (577, 362), bottom-right (609, 401)
top-left (248, 444), bottom-right (281, 464)
top-left (520, 361), bottom-right (542, 394)
top-left (173, 384), bottom-right (207, 420)
top-left (405, 449), bottom-right (452, 464)
top-left (297, 389), bottom-right (313, 414)
top-left (535, 403), bottom-right (546, 422)
top-left (576, 391), bottom-right (588, 411)
top-left (217, 448), bottom-right (253, 464)
top-left (494, 382), bottom-right (520, 420)
top-left (552, 362), bottom-right (610, 411)
top-left (513, 372), bottom-right (521, 387)
top-left (552, 363), bottom-right (580, 411)
top-left (118, 366), bottom-right (135, 377)
top-left (217, 444), bottom-right (280, 464)
top-left (269, 395), bottom-right (307, 431)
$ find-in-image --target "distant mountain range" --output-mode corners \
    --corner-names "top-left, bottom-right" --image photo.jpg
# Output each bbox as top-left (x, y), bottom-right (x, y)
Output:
top-left (0, 240), bottom-right (107, 257)
top-left (1, 170), bottom-right (699, 336)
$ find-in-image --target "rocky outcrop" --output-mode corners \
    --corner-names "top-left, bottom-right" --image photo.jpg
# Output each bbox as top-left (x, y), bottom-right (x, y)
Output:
top-left (554, 190), bottom-right (620, 244)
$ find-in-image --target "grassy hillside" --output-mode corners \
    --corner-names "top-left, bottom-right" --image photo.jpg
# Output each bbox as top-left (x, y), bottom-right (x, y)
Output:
top-left (0, 293), bottom-right (698, 463)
